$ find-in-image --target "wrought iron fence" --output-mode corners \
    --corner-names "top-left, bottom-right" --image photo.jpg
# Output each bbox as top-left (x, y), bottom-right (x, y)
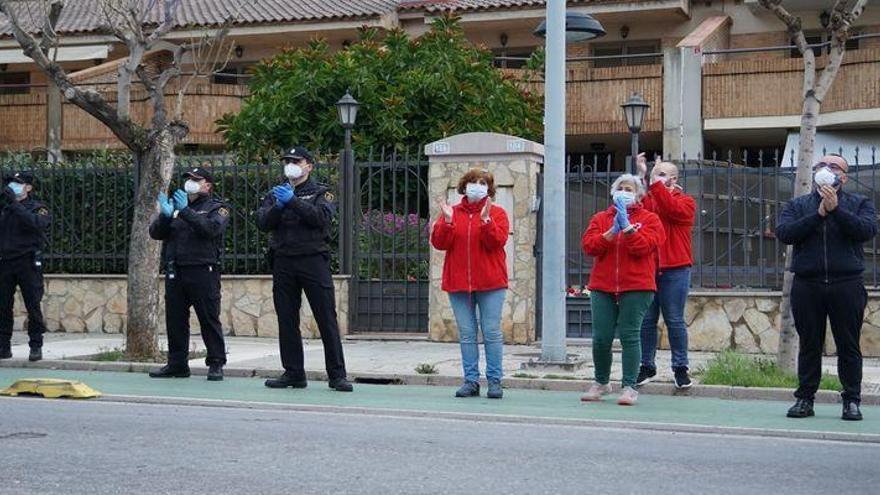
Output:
top-left (564, 148), bottom-right (880, 293)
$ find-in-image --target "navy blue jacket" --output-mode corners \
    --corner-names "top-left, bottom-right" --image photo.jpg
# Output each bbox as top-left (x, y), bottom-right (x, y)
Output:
top-left (776, 189), bottom-right (877, 282)
top-left (255, 179), bottom-right (336, 257)
top-left (0, 197), bottom-right (51, 260)
top-left (149, 195), bottom-right (230, 266)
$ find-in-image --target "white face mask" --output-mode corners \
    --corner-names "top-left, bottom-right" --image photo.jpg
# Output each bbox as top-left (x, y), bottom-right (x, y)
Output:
top-left (184, 179), bottom-right (203, 194)
top-left (814, 167), bottom-right (837, 187)
top-left (284, 164), bottom-right (304, 180)
top-left (7, 182), bottom-right (25, 197)
top-left (612, 190), bottom-right (636, 207)
top-left (465, 183), bottom-right (488, 202)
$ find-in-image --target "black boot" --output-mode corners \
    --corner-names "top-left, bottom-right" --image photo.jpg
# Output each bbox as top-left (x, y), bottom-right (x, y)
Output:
top-left (786, 398), bottom-right (815, 418)
top-left (842, 401), bottom-right (863, 421)
top-left (207, 364), bottom-right (223, 382)
top-left (487, 380), bottom-right (503, 399)
top-left (0, 344), bottom-right (11, 360)
top-left (455, 381), bottom-right (480, 398)
top-left (265, 372), bottom-right (307, 389)
top-left (148, 363), bottom-right (191, 378)
top-left (28, 347), bottom-right (42, 362)
top-left (328, 377), bottom-right (354, 392)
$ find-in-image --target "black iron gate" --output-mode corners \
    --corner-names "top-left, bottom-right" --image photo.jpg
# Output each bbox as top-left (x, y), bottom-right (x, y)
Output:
top-left (350, 148), bottom-right (430, 333)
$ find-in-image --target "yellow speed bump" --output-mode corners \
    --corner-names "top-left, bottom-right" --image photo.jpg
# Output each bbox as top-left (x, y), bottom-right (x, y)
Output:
top-left (0, 379), bottom-right (102, 399)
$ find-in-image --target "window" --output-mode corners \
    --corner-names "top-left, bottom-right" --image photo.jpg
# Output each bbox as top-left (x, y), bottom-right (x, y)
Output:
top-left (591, 41), bottom-right (661, 68)
top-left (0, 72), bottom-right (30, 95)
top-left (492, 48), bottom-right (536, 69)
top-left (212, 65), bottom-right (252, 85)
top-left (791, 31), bottom-right (860, 58)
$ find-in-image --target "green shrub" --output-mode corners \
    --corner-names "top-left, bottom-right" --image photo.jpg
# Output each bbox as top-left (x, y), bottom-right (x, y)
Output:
top-left (697, 350), bottom-right (841, 391)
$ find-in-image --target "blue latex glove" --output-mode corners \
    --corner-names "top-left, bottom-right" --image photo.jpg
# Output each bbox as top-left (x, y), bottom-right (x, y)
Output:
top-left (273, 184), bottom-right (294, 208)
top-left (157, 192), bottom-right (174, 218)
top-left (615, 203), bottom-right (631, 231)
top-left (172, 189), bottom-right (188, 211)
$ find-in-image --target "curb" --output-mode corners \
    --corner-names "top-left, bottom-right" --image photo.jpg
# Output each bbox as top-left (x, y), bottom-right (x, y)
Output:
top-left (79, 394), bottom-right (880, 445)
top-left (1, 358), bottom-right (878, 406)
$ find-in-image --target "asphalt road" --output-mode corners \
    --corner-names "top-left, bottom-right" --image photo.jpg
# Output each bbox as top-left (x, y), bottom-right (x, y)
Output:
top-left (1, 398), bottom-right (877, 495)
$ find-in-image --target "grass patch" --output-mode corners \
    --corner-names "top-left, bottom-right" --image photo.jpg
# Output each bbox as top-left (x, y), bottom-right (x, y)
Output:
top-left (697, 350), bottom-right (841, 391)
top-left (89, 347), bottom-right (208, 363)
top-left (541, 374), bottom-right (583, 381)
top-left (414, 363), bottom-right (438, 375)
top-left (511, 372), bottom-right (538, 379)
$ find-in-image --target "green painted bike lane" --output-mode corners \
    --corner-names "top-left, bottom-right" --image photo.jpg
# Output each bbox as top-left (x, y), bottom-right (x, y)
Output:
top-left (1, 368), bottom-right (878, 438)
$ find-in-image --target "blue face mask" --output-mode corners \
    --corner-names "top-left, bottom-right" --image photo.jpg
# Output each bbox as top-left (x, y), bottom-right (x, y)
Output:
top-left (8, 182), bottom-right (24, 196)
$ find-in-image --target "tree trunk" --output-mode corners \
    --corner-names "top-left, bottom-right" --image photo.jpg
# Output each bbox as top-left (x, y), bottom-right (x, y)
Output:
top-left (125, 132), bottom-right (177, 360)
top-left (777, 94), bottom-right (821, 371)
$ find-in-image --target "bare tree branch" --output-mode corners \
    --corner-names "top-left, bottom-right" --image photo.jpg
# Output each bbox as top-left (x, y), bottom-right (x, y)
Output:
top-left (145, 0), bottom-right (182, 49)
top-left (38, 0), bottom-right (64, 54)
top-left (0, 0), bottom-right (141, 148)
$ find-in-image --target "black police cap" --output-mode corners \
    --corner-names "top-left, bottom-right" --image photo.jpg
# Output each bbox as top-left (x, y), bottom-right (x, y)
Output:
top-left (4, 172), bottom-right (34, 185)
top-left (281, 146), bottom-right (314, 164)
top-left (182, 167), bottom-right (215, 183)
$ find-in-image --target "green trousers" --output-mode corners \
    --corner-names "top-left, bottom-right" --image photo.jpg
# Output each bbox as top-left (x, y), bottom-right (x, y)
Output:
top-left (590, 290), bottom-right (655, 388)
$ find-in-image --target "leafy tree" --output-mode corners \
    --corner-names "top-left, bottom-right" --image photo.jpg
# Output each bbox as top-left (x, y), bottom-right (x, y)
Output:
top-left (219, 14), bottom-right (543, 157)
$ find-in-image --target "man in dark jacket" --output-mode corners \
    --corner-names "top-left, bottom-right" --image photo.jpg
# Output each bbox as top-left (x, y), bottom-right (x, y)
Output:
top-left (148, 167), bottom-right (230, 381)
top-left (777, 154), bottom-right (876, 421)
top-left (0, 172), bottom-right (51, 362)
top-left (256, 146), bottom-right (352, 392)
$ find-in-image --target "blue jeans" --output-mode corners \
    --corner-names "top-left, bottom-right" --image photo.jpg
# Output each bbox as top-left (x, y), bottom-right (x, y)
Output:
top-left (640, 267), bottom-right (690, 369)
top-left (448, 289), bottom-right (506, 383)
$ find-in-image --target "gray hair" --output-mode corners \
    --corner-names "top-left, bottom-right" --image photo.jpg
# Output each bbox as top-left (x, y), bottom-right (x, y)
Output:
top-left (610, 173), bottom-right (645, 198)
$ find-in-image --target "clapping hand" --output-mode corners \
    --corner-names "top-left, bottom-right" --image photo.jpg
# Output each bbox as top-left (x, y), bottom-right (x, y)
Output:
top-left (273, 184), bottom-right (294, 208)
top-left (172, 190), bottom-right (188, 211)
top-left (437, 197), bottom-right (453, 223)
top-left (157, 192), bottom-right (174, 217)
top-left (614, 199), bottom-right (631, 231)
top-left (818, 185), bottom-right (838, 216)
top-left (481, 197), bottom-right (492, 223)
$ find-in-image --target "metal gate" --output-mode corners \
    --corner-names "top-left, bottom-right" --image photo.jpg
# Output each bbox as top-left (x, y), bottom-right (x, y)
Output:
top-left (350, 148), bottom-right (430, 333)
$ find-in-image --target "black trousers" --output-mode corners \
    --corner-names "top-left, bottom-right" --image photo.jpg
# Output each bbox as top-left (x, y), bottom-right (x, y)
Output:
top-left (165, 265), bottom-right (226, 367)
top-left (0, 256), bottom-right (46, 349)
top-left (791, 276), bottom-right (866, 403)
top-left (272, 254), bottom-right (346, 381)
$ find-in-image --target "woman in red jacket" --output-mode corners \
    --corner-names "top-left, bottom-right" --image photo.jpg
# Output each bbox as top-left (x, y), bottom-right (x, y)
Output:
top-left (581, 173), bottom-right (665, 405)
top-left (431, 169), bottom-right (510, 399)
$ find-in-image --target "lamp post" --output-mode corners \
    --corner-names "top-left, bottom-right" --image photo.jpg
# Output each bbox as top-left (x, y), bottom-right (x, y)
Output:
top-left (336, 90), bottom-right (359, 275)
top-left (621, 92), bottom-right (649, 174)
top-left (534, 6), bottom-right (605, 363)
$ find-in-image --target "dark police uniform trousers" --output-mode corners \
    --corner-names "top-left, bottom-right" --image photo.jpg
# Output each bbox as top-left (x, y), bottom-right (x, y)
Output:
top-left (0, 198), bottom-right (51, 350)
top-left (257, 179), bottom-right (347, 381)
top-left (150, 195), bottom-right (229, 367)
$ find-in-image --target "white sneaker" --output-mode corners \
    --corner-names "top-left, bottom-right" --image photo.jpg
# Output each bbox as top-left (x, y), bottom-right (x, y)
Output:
top-left (617, 386), bottom-right (639, 406)
top-left (580, 382), bottom-right (613, 402)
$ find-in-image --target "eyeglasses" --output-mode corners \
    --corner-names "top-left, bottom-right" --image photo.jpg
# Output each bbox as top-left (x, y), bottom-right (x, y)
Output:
top-left (813, 162), bottom-right (846, 172)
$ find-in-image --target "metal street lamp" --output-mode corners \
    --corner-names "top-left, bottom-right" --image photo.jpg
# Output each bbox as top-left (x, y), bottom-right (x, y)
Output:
top-left (534, 6), bottom-right (605, 364)
top-left (534, 12), bottom-right (607, 42)
top-left (336, 90), bottom-right (360, 275)
top-left (621, 92), bottom-right (649, 174)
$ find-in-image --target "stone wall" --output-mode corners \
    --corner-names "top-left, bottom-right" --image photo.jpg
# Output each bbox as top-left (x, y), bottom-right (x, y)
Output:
top-left (12, 274), bottom-right (349, 337)
top-left (425, 133), bottom-right (542, 344)
top-left (654, 291), bottom-right (880, 357)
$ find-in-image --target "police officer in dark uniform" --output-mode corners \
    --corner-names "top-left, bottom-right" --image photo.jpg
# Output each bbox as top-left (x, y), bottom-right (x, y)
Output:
top-left (257, 147), bottom-right (352, 392)
top-left (0, 172), bottom-right (51, 362)
top-left (148, 167), bottom-right (230, 381)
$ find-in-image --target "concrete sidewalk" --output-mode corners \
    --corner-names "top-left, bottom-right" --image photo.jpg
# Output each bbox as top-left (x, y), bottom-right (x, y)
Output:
top-left (7, 333), bottom-right (880, 397)
top-left (1, 367), bottom-right (878, 444)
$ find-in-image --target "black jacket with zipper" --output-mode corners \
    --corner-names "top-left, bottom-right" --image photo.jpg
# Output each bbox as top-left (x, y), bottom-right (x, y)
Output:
top-left (776, 189), bottom-right (877, 282)
top-left (255, 179), bottom-right (336, 257)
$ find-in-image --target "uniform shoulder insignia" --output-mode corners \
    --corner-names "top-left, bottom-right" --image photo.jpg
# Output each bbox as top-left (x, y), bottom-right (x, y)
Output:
top-left (324, 191), bottom-right (336, 202)
top-left (37, 207), bottom-right (49, 216)
top-left (218, 207), bottom-right (230, 217)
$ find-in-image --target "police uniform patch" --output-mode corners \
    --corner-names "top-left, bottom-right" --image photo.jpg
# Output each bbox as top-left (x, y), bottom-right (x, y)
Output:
top-left (218, 207), bottom-right (230, 217)
top-left (37, 208), bottom-right (49, 216)
top-left (324, 191), bottom-right (335, 202)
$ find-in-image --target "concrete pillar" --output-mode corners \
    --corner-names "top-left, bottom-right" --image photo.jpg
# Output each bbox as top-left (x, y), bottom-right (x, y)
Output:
top-left (663, 46), bottom-right (703, 161)
top-left (425, 132), bottom-right (543, 344)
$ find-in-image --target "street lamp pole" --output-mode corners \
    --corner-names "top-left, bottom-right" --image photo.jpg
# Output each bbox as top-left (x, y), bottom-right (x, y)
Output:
top-left (539, 0), bottom-right (568, 363)
top-left (621, 92), bottom-right (650, 175)
top-left (336, 90), bottom-right (360, 275)
top-left (534, 5), bottom-right (606, 363)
